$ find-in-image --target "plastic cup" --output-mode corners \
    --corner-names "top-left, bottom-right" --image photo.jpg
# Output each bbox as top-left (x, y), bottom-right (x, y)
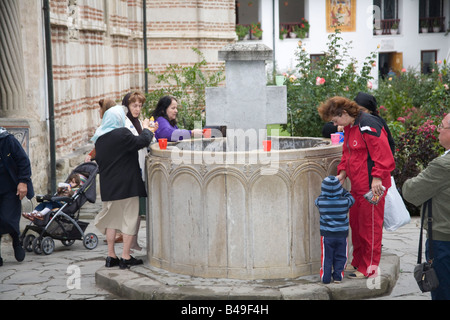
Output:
top-left (203, 128), bottom-right (211, 138)
top-left (330, 133), bottom-right (340, 145)
top-left (158, 138), bottom-right (167, 150)
top-left (263, 140), bottom-right (272, 151)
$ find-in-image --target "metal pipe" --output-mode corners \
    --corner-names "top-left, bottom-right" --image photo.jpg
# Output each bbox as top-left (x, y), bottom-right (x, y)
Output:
top-left (43, 0), bottom-right (56, 193)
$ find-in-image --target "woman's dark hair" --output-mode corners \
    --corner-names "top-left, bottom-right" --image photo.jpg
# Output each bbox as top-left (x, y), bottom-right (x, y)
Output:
top-left (152, 96), bottom-right (177, 126)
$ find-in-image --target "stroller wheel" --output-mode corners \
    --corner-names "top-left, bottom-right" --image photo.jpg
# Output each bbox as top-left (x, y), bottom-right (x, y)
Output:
top-left (32, 237), bottom-right (42, 255)
top-left (23, 234), bottom-right (36, 252)
top-left (41, 237), bottom-right (55, 255)
top-left (61, 239), bottom-right (75, 247)
top-left (83, 233), bottom-right (98, 250)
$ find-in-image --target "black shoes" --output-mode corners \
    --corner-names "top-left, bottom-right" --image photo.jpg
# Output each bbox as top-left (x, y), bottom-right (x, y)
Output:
top-left (119, 256), bottom-right (143, 269)
top-left (12, 236), bottom-right (25, 262)
top-left (105, 255), bottom-right (143, 269)
top-left (105, 256), bottom-right (120, 267)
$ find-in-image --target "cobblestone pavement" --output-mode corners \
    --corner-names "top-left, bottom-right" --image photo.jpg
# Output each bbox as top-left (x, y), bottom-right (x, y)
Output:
top-left (0, 201), bottom-right (430, 300)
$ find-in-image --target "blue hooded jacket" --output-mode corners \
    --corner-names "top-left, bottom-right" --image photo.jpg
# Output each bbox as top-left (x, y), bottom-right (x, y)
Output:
top-left (315, 175), bottom-right (354, 238)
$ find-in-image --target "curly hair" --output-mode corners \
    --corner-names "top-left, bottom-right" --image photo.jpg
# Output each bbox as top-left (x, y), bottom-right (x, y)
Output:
top-left (318, 96), bottom-right (366, 122)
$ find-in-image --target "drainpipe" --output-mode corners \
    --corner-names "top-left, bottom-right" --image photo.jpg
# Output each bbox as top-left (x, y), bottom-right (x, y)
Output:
top-left (43, 0), bottom-right (56, 193)
top-left (143, 0), bottom-right (148, 94)
top-left (272, 0), bottom-right (276, 79)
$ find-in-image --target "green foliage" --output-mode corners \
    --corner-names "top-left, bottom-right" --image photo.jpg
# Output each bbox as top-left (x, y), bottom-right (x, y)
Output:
top-left (143, 48), bottom-right (225, 129)
top-left (250, 22), bottom-right (263, 38)
top-left (374, 64), bottom-right (450, 121)
top-left (283, 28), bottom-right (377, 137)
top-left (392, 119), bottom-right (443, 215)
top-left (375, 60), bottom-right (450, 214)
top-left (236, 24), bottom-right (250, 40)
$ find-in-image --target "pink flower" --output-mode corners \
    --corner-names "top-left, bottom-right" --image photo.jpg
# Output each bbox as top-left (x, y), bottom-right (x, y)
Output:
top-left (397, 117), bottom-right (405, 123)
top-left (367, 81), bottom-right (373, 89)
top-left (401, 68), bottom-right (406, 73)
top-left (316, 77), bottom-right (325, 85)
top-left (444, 84), bottom-right (449, 90)
top-left (380, 105), bottom-right (386, 111)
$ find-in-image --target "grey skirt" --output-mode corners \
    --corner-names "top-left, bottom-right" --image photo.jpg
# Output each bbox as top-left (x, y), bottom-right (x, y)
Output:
top-left (94, 197), bottom-right (140, 236)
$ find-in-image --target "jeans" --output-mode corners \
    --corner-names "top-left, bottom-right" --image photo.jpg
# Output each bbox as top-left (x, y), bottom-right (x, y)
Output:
top-left (426, 239), bottom-right (450, 300)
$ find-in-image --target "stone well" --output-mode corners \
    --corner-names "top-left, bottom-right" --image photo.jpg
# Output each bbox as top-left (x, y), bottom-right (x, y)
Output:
top-left (146, 137), bottom-right (343, 280)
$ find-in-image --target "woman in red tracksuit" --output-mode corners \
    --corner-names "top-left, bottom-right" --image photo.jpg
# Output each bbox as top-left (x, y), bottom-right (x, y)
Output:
top-left (318, 96), bottom-right (395, 278)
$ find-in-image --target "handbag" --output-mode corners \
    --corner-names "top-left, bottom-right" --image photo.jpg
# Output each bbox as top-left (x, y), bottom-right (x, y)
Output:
top-left (384, 176), bottom-right (411, 231)
top-left (413, 199), bottom-right (439, 292)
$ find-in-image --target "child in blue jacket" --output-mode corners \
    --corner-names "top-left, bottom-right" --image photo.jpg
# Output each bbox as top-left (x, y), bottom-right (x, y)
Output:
top-left (315, 175), bottom-right (355, 283)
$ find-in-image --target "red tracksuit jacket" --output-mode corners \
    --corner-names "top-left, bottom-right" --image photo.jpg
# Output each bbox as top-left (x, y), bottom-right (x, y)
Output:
top-left (337, 111), bottom-right (395, 195)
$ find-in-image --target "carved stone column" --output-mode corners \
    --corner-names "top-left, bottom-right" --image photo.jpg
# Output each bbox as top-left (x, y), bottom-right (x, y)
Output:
top-left (0, 0), bottom-right (26, 116)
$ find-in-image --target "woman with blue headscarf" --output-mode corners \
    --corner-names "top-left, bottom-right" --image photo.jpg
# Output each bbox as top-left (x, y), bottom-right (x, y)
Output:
top-left (92, 105), bottom-right (157, 269)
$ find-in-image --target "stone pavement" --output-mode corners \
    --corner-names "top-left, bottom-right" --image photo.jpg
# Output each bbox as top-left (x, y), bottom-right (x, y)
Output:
top-left (0, 201), bottom-right (430, 300)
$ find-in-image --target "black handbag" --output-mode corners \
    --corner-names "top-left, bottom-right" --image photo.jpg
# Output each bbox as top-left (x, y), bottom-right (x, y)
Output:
top-left (414, 199), bottom-right (439, 292)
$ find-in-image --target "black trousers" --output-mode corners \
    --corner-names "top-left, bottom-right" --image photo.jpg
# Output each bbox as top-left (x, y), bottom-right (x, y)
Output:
top-left (0, 190), bottom-right (21, 238)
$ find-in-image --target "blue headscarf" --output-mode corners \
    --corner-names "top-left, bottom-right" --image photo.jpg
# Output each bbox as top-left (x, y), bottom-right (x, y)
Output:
top-left (91, 105), bottom-right (125, 143)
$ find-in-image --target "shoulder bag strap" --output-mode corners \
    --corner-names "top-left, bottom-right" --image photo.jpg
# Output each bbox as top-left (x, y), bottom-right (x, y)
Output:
top-left (426, 199), bottom-right (434, 263)
top-left (417, 199), bottom-right (433, 264)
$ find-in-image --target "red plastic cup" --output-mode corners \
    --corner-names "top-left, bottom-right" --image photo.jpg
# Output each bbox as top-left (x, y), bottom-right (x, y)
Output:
top-left (263, 140), bottom-right (271, 152)
top-left (158, 138), bottom-right (167, 150)
top-left (330, 133), bottom-right (340, 145)
top-left (203, 128), bottom-right (211, 138)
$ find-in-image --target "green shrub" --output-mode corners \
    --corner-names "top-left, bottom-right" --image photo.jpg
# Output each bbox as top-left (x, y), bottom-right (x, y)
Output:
top-left (143, 48), bottom-right (225, 130)
top-left (283, 28), bottom-right (377, 137)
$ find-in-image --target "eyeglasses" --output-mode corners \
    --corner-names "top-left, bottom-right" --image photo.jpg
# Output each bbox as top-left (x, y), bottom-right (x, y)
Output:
top-left (437, 123), bottom-right (450, 130)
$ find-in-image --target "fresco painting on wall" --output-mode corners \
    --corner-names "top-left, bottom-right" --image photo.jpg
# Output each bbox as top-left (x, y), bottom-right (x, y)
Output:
top-left (326, 0), bottom-right (356, 32)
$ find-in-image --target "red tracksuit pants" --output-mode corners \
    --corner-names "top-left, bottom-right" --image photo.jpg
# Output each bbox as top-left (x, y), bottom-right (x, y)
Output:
top-left (349, 192), bottom-right (386, 277)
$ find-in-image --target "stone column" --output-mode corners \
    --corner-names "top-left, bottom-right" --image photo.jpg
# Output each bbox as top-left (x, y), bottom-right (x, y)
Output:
top-left (0, 0), bottom-right (26, 116)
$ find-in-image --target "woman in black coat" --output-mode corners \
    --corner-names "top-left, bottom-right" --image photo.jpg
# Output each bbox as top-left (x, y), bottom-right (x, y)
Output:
top-left (0, 127), bottom-right (34, 265)
top-left (91, 105), bottom-right (157, 269)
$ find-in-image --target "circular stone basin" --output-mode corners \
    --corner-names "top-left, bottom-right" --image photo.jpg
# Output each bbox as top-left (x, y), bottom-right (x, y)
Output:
top-left (146, 137), bottom-right (342, 280)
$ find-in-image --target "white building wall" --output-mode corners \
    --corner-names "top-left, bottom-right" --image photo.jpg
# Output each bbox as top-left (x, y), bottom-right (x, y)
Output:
top-left (254, 0), bottom-right (450, 82)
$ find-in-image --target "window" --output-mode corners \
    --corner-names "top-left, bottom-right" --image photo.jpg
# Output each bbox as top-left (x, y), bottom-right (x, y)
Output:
top-left (419, 0), bottom-right (444, 32)
top-left (236, 0), bottom-right (259, 25)
top-left (279, 0), bottom-right (308, 38)
top-left (310, 54), bottom-right (325, 70)
top-left (236, 1), bottom-right (261, 40)
top-left (374, 0), bottom-right (398, 19)
top-left (373, 0), bottom-right (399, 35)
top-left (421, 50), bottom-right (437, 74)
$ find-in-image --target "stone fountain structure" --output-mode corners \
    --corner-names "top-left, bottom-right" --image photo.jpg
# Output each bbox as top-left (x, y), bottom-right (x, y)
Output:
top-left (145, 43), bottom-right (343, 280)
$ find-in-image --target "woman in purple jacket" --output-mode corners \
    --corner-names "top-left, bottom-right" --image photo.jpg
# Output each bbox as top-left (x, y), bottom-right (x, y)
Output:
top-left (151, 96), bottom-right (203, 142)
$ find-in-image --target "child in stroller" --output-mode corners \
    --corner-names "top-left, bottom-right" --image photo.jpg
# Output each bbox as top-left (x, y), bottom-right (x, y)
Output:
top-left (20, 162), bottom-right (99, 255)
top-left (22, 173), bottom-right (87, 221)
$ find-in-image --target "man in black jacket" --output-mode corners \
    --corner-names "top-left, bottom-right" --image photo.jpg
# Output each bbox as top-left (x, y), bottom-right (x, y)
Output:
top-left (0, 127), bottom-right (34, 266)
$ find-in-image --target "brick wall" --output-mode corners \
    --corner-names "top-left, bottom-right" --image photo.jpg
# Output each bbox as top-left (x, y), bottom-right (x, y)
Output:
top-left (12, 0), bottom-right (235, 192)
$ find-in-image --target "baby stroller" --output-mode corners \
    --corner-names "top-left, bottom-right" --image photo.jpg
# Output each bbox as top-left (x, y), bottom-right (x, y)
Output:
top-left (20, 162), bottom-right (99, 255)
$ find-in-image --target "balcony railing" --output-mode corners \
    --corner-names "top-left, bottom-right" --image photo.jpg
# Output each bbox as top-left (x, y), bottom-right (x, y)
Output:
top-left (419, 17), bottom-right (446, 33)
top-left (373, 19), bottom-right (400, 35)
